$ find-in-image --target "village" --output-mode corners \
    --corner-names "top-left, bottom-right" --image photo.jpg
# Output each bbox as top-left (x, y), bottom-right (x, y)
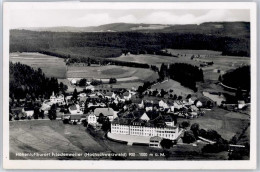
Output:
top-left (9, 75), bottom-right (250, 151)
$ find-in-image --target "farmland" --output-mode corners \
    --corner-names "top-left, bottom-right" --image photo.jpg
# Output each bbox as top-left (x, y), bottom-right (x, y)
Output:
top-left (108, 49), bottom-right (250, 82)
top-left (9, 120), bottom-right (231, 160)
top-left (67, 65), bottom-right (158, 82)
top-left (151, 79), bottom-right (194, 97)
top-left (10, 52), bottom-right (67, 78)
top-left (9, 120), bottom-right (108, 160)
top-left (178, 107), bottom-right (250, 141)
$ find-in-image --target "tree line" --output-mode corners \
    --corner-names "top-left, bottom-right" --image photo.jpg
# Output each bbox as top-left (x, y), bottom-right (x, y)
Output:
top-left (10, 29), bottom-right (250, 58)
top-left (9, 62), bottom-right (67, 100)
top-left (220, 65), bottom-right (250, 91)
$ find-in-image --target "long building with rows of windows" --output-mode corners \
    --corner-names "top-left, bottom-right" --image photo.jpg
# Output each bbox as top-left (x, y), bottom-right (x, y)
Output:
top-left (109, 110), bottom-right (183, 141)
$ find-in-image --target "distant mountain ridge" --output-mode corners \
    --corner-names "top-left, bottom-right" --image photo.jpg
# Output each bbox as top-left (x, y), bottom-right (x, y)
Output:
top-left (16, 22), bottom-right (249, 35)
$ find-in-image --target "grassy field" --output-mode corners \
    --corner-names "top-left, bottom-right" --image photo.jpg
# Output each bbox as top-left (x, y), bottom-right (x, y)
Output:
top-left (151, 79), bottom-right (193, 97)
top-left (10, 52), bottom-right (67, 79)
top-left (9, 120), bottom-right (108, 160)
top-left (178, 107), bottom-right (250, 141)
top-left (108, 50), bottom-right (250, 81)
top-left (10, 120), bottom-right (233, 160)
top-left (67, 65), bottom-right (158, 82)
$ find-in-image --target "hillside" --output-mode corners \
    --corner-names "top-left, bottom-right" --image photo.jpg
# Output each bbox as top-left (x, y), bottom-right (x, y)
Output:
top-left (10, 22), bottom-right (250, 58)
top-left (18, 22), bottom-right (249, 37)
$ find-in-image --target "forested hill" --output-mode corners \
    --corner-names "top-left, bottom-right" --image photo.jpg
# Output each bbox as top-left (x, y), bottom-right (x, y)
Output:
top-left (18, 22), bottom-right (250, 37)
top-left (10, 22), bottom-right (250, 57)
top-left (9, 62), bottom-right (63, 100)
top-left (221, 66), bottom-right (250, 91)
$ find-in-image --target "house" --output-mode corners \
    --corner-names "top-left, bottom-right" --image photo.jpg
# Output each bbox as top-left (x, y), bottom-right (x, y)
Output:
top-left (194, 100), bottom-right (203, 108)
top-left (86, 85), bottom-right (95, 91)
top-left (149, 136), bottom-right (163, 148)
top-left (188, 97), bottom-right (197, 105)
top-left (140, 112), bottom-right (150, 121)
top-left (69, 104), bottom-right (83, 115)
top-left (79, 101), bottom-right (85, 112)
top-left (238, 100), bottom-right (246, 109)
top-left (123, 91), bottom-right (132, 101)
top-left (78, 93), bottom-right (87, 97)
top-left (71, 79), bottom-right (77, 85)
top-left (93, 108), bottom-right (118, 121)
top-left (145, 102), bottom-right (153, 112)
top-left (69, 114), bottom-right (82, 124)
top-left (138, 100), bottom-right (144, 108)
top-left (164, 115), bottom-right (175, 127)
top-left (103, 92), bottom-right (114, 99)
top-left (190, 105), bottom-right (199, 112)
top-left (22, 107), bottom-right (34, 117)
top-left (159, 100), bottom-right (169, 109)
top-left (173, 101), bottom-right (183, 109)
top-left (88, 112), bottom-right (97, 124)
top-left (50, 92), bottom-right (65, 105)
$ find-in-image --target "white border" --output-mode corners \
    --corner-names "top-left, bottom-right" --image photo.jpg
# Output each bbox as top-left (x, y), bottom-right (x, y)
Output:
top-left (2, 2), bottom-right (257, 170)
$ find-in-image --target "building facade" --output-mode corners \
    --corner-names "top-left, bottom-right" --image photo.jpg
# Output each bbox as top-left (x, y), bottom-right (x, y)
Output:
top-left (111, 123), bottom-right (180, 140)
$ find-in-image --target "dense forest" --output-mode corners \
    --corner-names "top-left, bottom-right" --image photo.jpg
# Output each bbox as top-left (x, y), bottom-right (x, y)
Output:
top-left (221, 65), bottom-right (250, 91)
top-left (169, 63), bottom-right (203, 91)
top-left (10, 23), bottom-right (250, 60)
top-left (157, 63), bottom-right (203, 91)
top-left (9, 62), bottom-right (66, 100)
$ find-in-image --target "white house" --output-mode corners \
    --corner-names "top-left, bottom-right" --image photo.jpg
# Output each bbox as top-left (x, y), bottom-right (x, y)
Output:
top-left (78, 93), bottom-right (87, 97)
top-left (195, 100), bottom-right (203, 108)
top-left (86, 85), bottom-right (95, 91)
top-left (140, 112), bottom-right (150, 121)
top-left (50, 92), bottom-right (65, 105)
top-left (159, 100), bottom-right (169, 109)
top-left (71, 79), bottom-right (77, 85)
top-left (88, 113), bottom-right (97, 124)
top-left (238, 100), bottom-right (246, 109)
top-left (22, 108), bottom-right (34, 117)
top-left (69, 104), bottom-right (83, 115)
top-left (123, 92), bottom-right (132, 101)
top-left (149, 136), bottom-right (163, 148)
top-left (173, 101), bottom-right (183, 109)
top-left (93, 108), bottom-right (118, 122)
top-left (138, 100), bottom-right (144, 108)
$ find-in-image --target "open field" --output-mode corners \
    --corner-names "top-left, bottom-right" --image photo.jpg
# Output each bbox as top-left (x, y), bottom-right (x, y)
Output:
top-left (167, 49), bottom-right (222, 56)
top-left (108, 54), bottom-right (198, 68)
top-left (9, 120), bottom-right (108, 160)
top-left (151, 79), bottom-right (193, 97)
top-left (67, 65), bottom-right (158, 82)
top-left (108, 50), bottom-right (250, 81)
top-left (178, 107), bottom-right (250, 141)
top-left (10, 52), bottom-right (67, 78)
top-left (10, 120), bottom-right (232, 160)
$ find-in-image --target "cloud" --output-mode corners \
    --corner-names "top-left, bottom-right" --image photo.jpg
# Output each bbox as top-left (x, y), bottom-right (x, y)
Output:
top-left (10, 9), bottom-right (249, 28)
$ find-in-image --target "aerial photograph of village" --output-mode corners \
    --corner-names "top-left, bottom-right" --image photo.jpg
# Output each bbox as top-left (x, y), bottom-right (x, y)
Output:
top-left (8, 8), bottom-right (251, 161)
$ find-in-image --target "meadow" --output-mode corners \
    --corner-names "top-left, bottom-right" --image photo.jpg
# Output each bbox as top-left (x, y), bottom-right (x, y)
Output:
top-left (178, 107), bottom-right (250, 141)
top-left (10, 52), bottom-right (67, 79)
top-left (9, 120), bottom-right (108, 160)
top-left (9, 119), bottom-right (234, 160)
top-left (109, 49), bottom-right (250, 82)
top-left (151, 79), bottom-right (193, 97)
top-left (67, 65), bottom-right (159, 82)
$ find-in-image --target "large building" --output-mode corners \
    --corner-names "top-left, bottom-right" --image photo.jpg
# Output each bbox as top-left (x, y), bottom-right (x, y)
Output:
top-left (110, 110), bottom-right (182, 141)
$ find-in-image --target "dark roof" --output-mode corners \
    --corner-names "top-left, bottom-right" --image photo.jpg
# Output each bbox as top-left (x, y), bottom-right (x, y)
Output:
top-left (69, 105), bottom-right (77, 111)
top-left (146, 111), bottom-right (160, 121)
top-left (24, 107), bottom-right (34, 111)
top-left (70, 115), bottom-right (82, 120)
top-left (94, 108), bottom-right (115, 117)
top-left (123, 92), bottom-right (130, 96)
top-left (104, 92), bottom-right (113, 97)
top-left (131, 98), bottom-right (142, 104)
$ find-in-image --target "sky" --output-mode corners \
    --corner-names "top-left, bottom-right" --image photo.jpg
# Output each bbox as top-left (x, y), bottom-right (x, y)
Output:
top-left (9, 9), bottom-right (250, 29)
